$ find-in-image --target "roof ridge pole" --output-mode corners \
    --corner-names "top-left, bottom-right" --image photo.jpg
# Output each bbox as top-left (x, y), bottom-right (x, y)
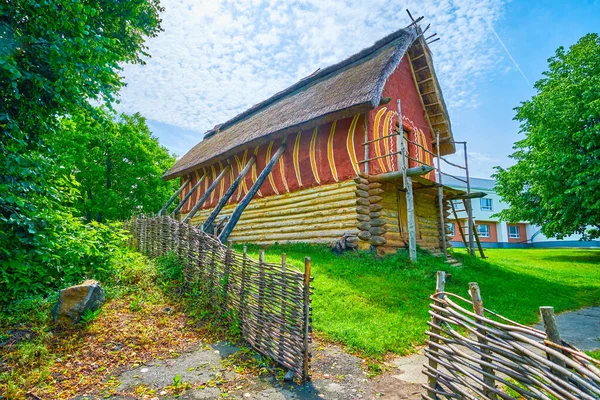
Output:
top-left (182, 165), bottom-right (231, 224)
top-left (170, 175), bottom-right (205, 216)
top-left (158, 178), bottom-right (190, 216)
top-left (436, 130), bottom-right (447, 258)
top-left (219, 144), bottom-right (286, 243)
top-left (202, 156), bottom-right (256, 232)
top-left (398, 99), bottom-right (417, 263)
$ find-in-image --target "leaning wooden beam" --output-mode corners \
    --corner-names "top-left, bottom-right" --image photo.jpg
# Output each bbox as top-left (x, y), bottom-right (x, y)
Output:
top-left (182, 166), bottom-right (230, 224)
top-left (202, 156), bottom-right (256, 232)
top-left (369, 166), bottom-right (434, 182)
top-left (219, 144), bottom-right (286, 242)
top-left (170, 175), bottom-right (205, 216)
top-left (158, 178), bottom-right (190, 215)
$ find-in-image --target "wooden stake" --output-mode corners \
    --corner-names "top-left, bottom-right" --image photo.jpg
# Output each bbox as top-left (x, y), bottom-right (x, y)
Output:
top-left (171, 175), bottom-right (205, 216)
top-left (183, 165), bottom-right (230, 223)
top-left (363, 115), bottom-right (369, 175)
top-left (218, 144), bottom-right (286, 242)
top-left (158, 178), bottom-right (190, 215)
top-left (302, 257), bottom-right (311, 381)
top-left (202, 156), bottom-right (256, 232)
top-left (540, 306), bottom-right (567, 379)
top-left (463, 142), bottom-right (476, 256)
top-left (469, 282), bottom-right (497, 399)
top-left (427, 271), bottom-right (446, 399)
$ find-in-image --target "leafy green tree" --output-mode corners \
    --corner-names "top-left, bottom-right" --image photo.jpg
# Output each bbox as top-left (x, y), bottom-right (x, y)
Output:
top-left (50, 108), bottom-right (177, 222)
top-left (0, 0), bottom-right (163, 301)
top-left (494, 34), bottom-right (600, 239)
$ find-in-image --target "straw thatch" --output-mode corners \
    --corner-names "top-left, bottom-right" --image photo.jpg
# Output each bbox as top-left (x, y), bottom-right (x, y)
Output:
top-left (165, 24), bottom-right (453, 180)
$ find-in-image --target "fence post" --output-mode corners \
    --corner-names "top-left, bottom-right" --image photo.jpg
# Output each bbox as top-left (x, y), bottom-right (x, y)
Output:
top-left (257, 250), bottom-right (266, 351)
top-left (238, 246), bottom-right (248, 336)
top-left (279, 254), bottom-right (288, 364)
top-left (540, 306), bottom-right (567, 380)
top-left (427, 271), bottom-right (446, 399)
top-left (302, 257), bottom-right (312, 382)
top-left (469, 282), bottom-right (497, 399)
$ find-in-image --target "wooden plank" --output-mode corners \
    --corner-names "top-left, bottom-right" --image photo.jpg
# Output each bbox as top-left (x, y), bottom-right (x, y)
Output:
top-left (202, 156), bottom-right (256, 232)
top-left (183, 166), bottom-right (230, 223)
top-left (218, 144), bottom-right (286, 242)
top-left (171, 175), bottom-right (205, 216)
top-left (159, 178), bottom-right (190, 215)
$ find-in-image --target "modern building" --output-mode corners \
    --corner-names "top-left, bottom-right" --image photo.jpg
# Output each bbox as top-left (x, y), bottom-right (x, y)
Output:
top-left (444, 176), bottom-right (600, 248)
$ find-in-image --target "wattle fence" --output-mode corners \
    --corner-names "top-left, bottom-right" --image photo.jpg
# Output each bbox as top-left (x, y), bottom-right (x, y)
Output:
top-left (127, 215), bottom-right (312, 381)
top-left (424, 272), bottom-right (600, 399)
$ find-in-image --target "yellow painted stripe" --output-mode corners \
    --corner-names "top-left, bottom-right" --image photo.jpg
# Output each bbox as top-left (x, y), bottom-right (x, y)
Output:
top-left (251, 146), bottom-right (262, 197)
top-left (373, 107), bottom-right (387, 172)
top-left (309, 127), bottom-right (321, 184)
top-left (203, 167), bottom-right (209, 198)
top-left (293, 131), bottom-right (303, 186)
top-left (266, 141), bottom-right (279, 195)
top-left (227, 159), bottom-right (235, 203)
top-left (218, 161), bottom-right (225, 200)
top-left (209, 165), bottom-right (216, 204)
top-left (346, 114), bottom-right (360, 175)
top-left (193, 170), bottom-right (201, 205)
top-left (327, 121), bottom-right (339, 182)
top-left (383, 111), bottom-right (395, 171)
top-left (279, 148), bottom-right (289, 193)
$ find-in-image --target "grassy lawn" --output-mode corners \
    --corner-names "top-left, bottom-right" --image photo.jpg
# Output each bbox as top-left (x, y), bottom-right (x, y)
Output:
top-left (241, 244), bottom-right (600, 357)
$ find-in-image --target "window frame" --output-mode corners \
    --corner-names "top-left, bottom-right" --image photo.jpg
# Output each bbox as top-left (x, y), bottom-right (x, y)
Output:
top-left (508, 225), bottom-right (520, 239)
top-left (480, 198), bottom-right (493, 211)
top-left (477, 224), bottom-right (490, 238)
top-left (446, 223), bottom-right (454, 236)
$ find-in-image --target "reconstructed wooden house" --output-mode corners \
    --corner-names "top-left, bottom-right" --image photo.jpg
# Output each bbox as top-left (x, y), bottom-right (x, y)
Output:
top-left (163, 24), bottom-right (466, 255)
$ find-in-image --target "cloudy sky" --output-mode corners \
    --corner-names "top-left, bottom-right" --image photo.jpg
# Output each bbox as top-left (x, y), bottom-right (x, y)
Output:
top-left (117, 0), bottom-right (600, 178)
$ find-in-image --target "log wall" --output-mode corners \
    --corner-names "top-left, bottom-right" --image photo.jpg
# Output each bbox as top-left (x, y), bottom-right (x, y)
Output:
top-left (186, 180), bottom-right (359, 246)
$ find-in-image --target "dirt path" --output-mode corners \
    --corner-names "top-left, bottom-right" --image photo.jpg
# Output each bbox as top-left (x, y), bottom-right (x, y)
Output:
top-left (74, 341), bottom-right (423, 400)
top-left (534, 306), bottom-right (600, 351)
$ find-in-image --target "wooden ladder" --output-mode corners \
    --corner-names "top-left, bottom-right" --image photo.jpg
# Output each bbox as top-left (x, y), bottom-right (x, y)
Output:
top-left (449, 199), bottom-right (486, 258)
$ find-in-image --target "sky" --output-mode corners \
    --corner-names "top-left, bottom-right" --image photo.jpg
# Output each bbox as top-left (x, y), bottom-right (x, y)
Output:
top-left (116, 0), bottom-right (600, 179)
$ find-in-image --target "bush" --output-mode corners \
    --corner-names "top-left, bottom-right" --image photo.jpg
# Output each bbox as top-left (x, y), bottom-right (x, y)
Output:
top-left (0, 215), bottom-right (129, 304)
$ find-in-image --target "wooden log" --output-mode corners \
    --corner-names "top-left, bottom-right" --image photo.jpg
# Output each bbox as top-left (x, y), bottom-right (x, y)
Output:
top-left (369, 227), bottom-right (386, 236)
top-left (368, 195), bottom-right (383, 203)
top-left (370, 236), bottom-right (386, 246)
top-left (357, 214), bottom-right (370, 222)
top-left (159, 178), bottom-right (190, 215)
top-left (356, 206), bottom-right (370, 215)
top-left (219, 144), bottom-right (285, 242)
top-left (540, 306), bottom-right (567, 379)
top-left (171, 175), bottom-right (205, 216)
top-left (368, 166), bottom-right (434, 182)
top-left (368, 188), bottom-right (384, 196)
top-left (354, 177), bottom-right (369, 185)
top-left (368, 182), bottom-right (382, 189)
top-left (358, 231), bottom-right (371, 241)
top-left (356, 183), bottom-right (370, 191)
top-left (355, 189), bottom-right (369, 198)
top-left (370, 218), bottom-right (385, 227)
top-left (369, 204), bottom-right (383, 212)
top-left (369, 211), bottom-right (381, 218)
top-left (183, 166), bottom-right (230, 223)
top-left (469, 282), bottom-right (497, 399)
top-left (357, 222), bottom-right (371, 231)
top-left (202, 156), bottom-right (256, 232)
top-left (356, 198), bottom-right (370, 206)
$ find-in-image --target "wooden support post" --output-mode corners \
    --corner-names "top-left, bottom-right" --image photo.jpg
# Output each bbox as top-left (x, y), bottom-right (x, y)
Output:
top-left (302, 257), bottom-right (312, 382)
top-left (540, 306), bottom-right (567, 379)
top-left (435, 130), bottom-right (447, 258)
top-left (463, 142), bottom-right (475, 256)
top-left (158, 178), bottom-right (190, 215)
top-left (183, 165), bottom-right (230, 224)
top-left (257, 250), bottom-right (266, 350)
top-left (202, 156), bottom-right (256, 232)
top-left (219, 144), bottom-right (286, 242)
top-left (171, 175), bottom-right (205, 216)
top-left (223, 240), bottom-right (233, 309)
top-left (398, 99), bottom-right (417, 263)
top-left (279, 254), bottom-right (288, 364)
top-left (469, 282), bottom-right (497, 399)
top-left (239, 246), bottom-right (248, 335)
top-left (427, 271), bottom-right (446, 399)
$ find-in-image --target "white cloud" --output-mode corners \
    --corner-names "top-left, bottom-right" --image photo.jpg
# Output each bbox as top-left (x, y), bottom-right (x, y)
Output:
top-left (117, 0), bottom-right (506, 150)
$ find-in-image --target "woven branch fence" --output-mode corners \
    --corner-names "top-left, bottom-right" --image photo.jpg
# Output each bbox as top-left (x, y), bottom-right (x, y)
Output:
top-left (424, 271), bottom-right (600, 400)
top-left (126, 215), bottom-right (313, 380)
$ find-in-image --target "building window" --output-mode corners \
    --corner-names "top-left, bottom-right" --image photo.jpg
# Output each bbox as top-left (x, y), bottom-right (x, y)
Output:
top-left (446, 223), bottom-right (454, 236)
top-left (508, 225), bottom-right (520, 239)
top-left (477, 224), bottom-right (490, 238)
top-left (480, 198), bottom-right (493, 211)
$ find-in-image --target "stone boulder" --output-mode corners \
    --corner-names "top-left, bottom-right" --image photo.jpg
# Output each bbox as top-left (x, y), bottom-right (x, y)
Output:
top-left (53, 280), bottom-right (105, 324)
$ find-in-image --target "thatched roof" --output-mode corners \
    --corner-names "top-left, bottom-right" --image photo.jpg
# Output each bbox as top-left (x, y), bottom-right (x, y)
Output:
top-left (165, 25), bottom-right (454, 180)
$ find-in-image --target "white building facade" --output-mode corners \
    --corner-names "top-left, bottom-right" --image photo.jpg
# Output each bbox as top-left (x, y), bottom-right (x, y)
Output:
top-left (444, 176), bottom-right (600, 248)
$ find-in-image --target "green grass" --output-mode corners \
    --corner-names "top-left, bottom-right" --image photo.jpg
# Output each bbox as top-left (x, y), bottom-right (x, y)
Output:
top-left (239, 244), bottom-right (600, 357)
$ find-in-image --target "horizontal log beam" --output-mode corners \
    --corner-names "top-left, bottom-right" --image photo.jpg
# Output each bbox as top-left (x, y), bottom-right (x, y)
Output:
top-left (369, 166), bottom-right (435, 182)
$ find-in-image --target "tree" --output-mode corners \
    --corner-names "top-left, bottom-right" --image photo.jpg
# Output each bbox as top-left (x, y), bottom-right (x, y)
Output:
top-left (0, 0), bottom-right (163, 301)
top-left (494, 34), bottom-right (600, 239)
top-left (50, 108), bottom-right (177, 222)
